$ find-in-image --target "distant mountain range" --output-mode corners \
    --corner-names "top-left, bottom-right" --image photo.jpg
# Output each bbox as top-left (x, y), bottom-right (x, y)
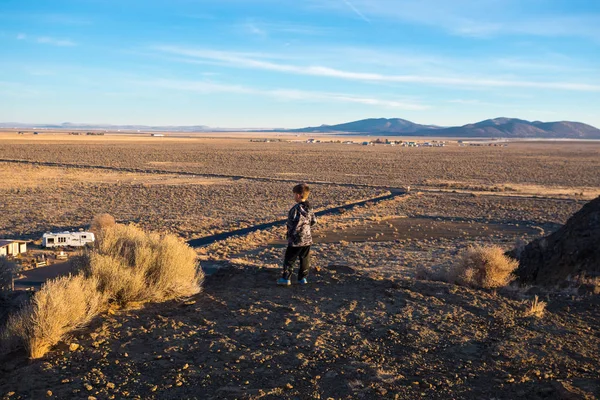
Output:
top-left (0, 122), bottom-right (231, 132)
top-left (289, 118), bottom-right (441, 134)
top-left (290, 117), bottom-right (600, 138)
top-left (2, 117), bottom-right (600, 138)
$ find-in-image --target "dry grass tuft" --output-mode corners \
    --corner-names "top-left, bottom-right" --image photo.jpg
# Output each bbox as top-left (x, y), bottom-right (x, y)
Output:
top-left (416, 246), bottom-right (518, 289)
top-left (91, 224), bottom-right (202, 305)
top-left (3, 275), bottom-right (107, 358)
top-left (524, 295), bottom-right (546, 318)
top-left (86, 253), bottom-right (147, 307)
top-left (1, 223), bottom-right (203, 359)
top-left (89, 213), bottom-right (116, 238)
top-left (448, 246), bottom-right (518, 289)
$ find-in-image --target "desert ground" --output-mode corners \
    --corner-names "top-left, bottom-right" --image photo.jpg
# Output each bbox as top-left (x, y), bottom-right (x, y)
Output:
top-left (1, 132), bottom-right (599, 399)
top-left (1, 131), bottom-right (600, 190)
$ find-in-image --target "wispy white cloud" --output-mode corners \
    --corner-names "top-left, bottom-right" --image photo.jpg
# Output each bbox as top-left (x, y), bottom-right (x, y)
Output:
top-left (0, 12), bottom-right (91, 25)
top-left (235, 20), bottom-right (337, 38)
top-left (448, 99), bottom-right (510, 107)
top-left (448, 99), bottom-right (487, 105)
top-left (341, 0), bottom-right (371, 23)
top-left (270, 23), bottom-right (336, 36)
top-left (269, 88), bottom-right (426, 109)
top-left (154, 46), bottom-right (600, 92)
top-left (310, 0), bottom-right (600, 40)
top-left (135, 78), bottom-right (429, 110)
top-left (15, 33), bottom-right (76, 46)
top-left (243, 21), bottom-right (268, 37)
top-left (24, 67), bottom-right (55, 76)
top-left (41, 13), bottom-right (92, 25)
top-left (36, 36), bottom-right (77, 46)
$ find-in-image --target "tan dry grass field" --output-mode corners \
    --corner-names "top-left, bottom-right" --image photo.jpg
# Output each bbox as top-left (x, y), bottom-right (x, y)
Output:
top-left (1, 132), bottom-right (600, 189)
top-left (0, 164), bottom-right (230, 190)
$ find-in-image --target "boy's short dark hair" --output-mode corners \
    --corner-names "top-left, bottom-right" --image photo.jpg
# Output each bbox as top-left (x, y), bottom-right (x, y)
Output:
top-left (293, 183), bottom-right (310, 199)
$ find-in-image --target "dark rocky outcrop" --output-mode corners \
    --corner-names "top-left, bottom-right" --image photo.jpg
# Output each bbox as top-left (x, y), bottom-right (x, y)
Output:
top-left (516, 196), bottom-right (600, 285)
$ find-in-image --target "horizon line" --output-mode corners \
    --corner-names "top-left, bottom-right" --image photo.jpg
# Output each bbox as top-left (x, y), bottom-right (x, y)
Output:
top-left (0, 116), bottom-right (598, 131)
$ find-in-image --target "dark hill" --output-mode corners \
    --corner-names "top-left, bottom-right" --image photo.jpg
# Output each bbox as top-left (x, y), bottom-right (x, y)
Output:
top-left (531, 121), bottom-right (600, 138)
top-left (431, 118), bottom-right (549, 138)
top-left (290, 118), bottom-right (441, 134)
top-left (430, 118), bottom-right (600, 138)
top-left (515, 196), bottom-right (600, 285)
top-left (290, 117), bottom-right (600, 138)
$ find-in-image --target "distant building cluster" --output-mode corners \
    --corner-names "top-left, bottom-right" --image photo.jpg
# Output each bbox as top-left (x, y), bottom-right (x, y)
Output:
top-left (248, 137), bottom-right (509, 147)
top-left (458, 140), bottom-right (508, 147)
top-left (305, 138), bottom-right (448, 147)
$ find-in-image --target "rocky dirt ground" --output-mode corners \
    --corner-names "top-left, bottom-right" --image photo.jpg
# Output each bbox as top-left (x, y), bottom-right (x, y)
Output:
top-left (1, 192), bottom-right (598, 400)
top-left (0, 164), bottom-right (385, 239)
top-left (199, 192), bottom-right (584, 273)
top-left (1, 264), bottom-right (598, 400)
top-left (390, 193), bottom-right (585, 227)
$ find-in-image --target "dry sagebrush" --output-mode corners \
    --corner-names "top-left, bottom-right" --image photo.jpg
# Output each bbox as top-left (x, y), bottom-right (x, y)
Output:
top-left (90, 224), bottom-right (202, 306)
top-left (3, 275), bottom-right (107, 358)
top-left (1, 222), bottom-right (203, 359)
top-left (89, 213), bottom-right (116, 236)
top-left (417, 245), bottom-right (518, 289)
top-left (449, 246), bottom-right (518, 289)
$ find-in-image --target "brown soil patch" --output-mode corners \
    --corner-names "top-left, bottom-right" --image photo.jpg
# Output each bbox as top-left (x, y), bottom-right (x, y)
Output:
top-left (308, 217), bottom-right (540, 244)
top-left (422, 179), bottom-right (600, 200)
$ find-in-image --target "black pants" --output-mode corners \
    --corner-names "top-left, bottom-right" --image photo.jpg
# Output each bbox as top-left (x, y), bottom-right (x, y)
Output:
top-left (282, 245), bottom-right (311, 280)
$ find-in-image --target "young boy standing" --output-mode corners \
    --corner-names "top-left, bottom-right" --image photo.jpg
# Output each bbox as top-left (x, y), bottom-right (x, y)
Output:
top-left (277, 183), bottom-right (317, 286)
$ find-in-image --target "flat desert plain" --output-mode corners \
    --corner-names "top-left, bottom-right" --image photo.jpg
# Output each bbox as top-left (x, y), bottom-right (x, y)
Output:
top-left (0, 131), bottom-right (599, 399)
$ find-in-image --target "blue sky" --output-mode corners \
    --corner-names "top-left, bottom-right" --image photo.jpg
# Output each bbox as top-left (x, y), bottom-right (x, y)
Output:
top-left (1, 0), bottom-right (599, 128)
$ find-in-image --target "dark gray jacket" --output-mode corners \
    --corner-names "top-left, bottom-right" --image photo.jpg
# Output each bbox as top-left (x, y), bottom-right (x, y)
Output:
top-left (286, 201), bottom-right (317, 247)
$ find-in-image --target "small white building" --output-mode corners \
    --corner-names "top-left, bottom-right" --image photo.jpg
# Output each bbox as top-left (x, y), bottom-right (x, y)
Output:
top-left (0, 240), bottom-right (27, 256)
top-left (42, 232), bottom-right (95, 248)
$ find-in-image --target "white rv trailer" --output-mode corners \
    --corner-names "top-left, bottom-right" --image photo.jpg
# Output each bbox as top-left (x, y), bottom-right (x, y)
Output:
top-left (42, 231), bottom-right (95, 248)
